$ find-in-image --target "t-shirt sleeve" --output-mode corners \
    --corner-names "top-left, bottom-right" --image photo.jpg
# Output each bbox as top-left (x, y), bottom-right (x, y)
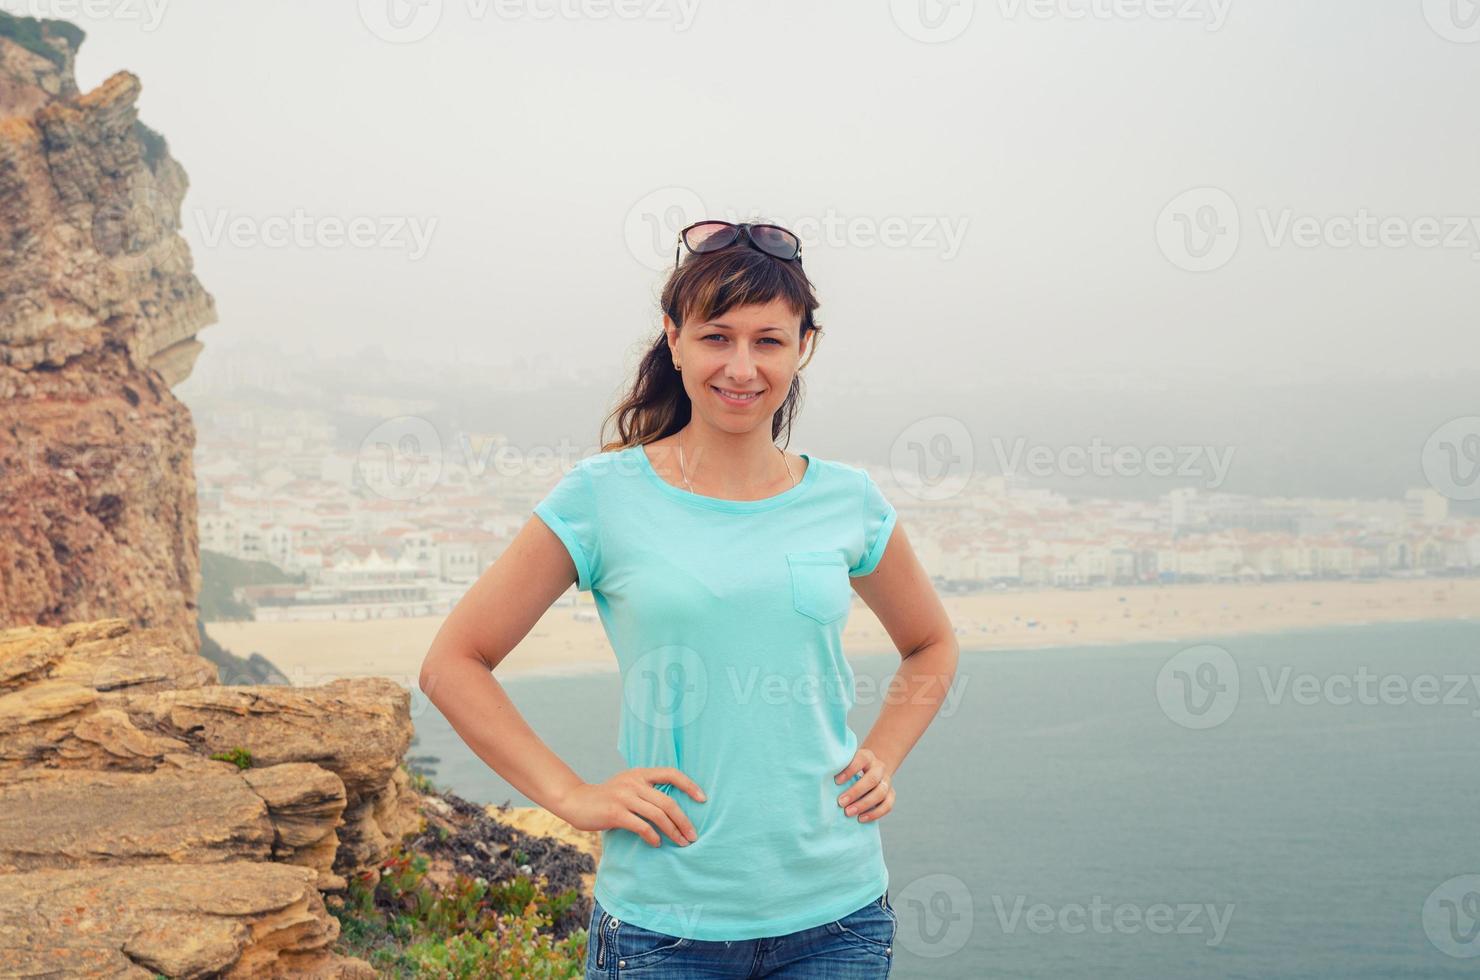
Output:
top-left (849, 469), bottom-right (898, 577)
top-left (533, 462), bottom-right (602, 592)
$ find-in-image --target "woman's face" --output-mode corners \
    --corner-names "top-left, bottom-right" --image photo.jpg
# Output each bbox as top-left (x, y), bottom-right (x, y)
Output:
top-left (665, 297), bottom-right (808, 434)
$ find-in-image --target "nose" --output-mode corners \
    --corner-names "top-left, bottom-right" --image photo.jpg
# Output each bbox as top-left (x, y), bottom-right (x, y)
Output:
top-left (725, 346), bottom-right (758, 383)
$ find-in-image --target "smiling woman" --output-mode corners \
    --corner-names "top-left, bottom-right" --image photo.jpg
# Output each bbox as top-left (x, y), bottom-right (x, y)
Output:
top-left (603, 223), bottom-right (824, 457)
top-left (418, 216), bottom-right (958, 980)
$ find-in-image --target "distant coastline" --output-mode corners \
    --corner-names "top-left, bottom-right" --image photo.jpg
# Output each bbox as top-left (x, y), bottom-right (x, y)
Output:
top-left (203, 577), bottom-right (1480, 685)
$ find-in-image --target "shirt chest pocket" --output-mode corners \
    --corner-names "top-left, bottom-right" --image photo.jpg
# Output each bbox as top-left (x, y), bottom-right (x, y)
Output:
top-left (786, 551), bottom-right (852, 625)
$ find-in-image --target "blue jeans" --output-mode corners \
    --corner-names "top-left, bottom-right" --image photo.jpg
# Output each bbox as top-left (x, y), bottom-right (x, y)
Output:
top-left (584, 890), bottom-right (896, 978)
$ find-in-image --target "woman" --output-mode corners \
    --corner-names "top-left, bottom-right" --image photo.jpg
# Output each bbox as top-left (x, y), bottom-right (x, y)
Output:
top-left (418, 220), bottom-right (959, 978)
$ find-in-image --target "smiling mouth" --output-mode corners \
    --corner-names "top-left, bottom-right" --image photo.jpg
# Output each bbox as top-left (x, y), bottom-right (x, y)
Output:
top-left (711, 385), bottom-right (764, 403)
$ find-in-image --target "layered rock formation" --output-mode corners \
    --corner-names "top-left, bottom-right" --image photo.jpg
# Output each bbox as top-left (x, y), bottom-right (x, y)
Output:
top-left (0, 617), bottom-right (421, 975)
top-left (0, 617), bottom-right (602, 975)
top-left (0, 14), bottom-right (216, 656)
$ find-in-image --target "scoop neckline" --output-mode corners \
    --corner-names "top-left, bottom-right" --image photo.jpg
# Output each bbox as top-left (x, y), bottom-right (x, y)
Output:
top-left (631, 443), bottom-right (818, 512)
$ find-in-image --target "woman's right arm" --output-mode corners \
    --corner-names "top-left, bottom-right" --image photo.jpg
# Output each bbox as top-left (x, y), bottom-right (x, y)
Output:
top-left (416, 514), bottom-right (704, 847)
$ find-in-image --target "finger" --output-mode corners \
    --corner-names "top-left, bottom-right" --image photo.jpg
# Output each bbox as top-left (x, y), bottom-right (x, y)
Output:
top-left (837, 767), bottom-right (883, 808)
top-left (616, 811), bottom-right (661, 847)
top-left (844, 777), bottom-right (890, 817)
top-left (637, 785), bottom-right (699, 843)
top-left (629, 796), bottom-right (690, 847)
top-left (834, 753), bottom-right (867, 784)
top-left (858, 790), bottom-right (895, 823)
top-left (649, 767), bottom-right (708, 803)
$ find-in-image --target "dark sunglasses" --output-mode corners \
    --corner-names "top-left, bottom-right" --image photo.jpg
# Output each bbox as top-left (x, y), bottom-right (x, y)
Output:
top-left (674, 220), bottom-right (803, 270)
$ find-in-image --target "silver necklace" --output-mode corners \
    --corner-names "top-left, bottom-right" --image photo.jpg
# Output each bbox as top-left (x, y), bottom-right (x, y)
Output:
top-left (677, 430), bottom-right (796, 496)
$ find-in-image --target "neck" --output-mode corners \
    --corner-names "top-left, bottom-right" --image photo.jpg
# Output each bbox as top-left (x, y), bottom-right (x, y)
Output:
top-left (675, 423), bottom-right (793, 494)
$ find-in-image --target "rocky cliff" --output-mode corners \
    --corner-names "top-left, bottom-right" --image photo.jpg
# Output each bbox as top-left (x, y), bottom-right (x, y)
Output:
top-left (0, 617), bottom-right (601, 976)
top-left (0, 13), bottom-right (215, 657)
top-left (0, 17), bottom-right (603, 976)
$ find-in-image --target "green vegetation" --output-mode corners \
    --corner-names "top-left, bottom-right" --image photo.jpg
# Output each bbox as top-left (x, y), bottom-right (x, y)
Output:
top-left (0, 12), bottom-right (84, 69)
top-left (195, 550), bottom-right (301, 683)
top-left (199, 549), bottom-right (304, 621)
top-left (209, 746), bottom-right (253, 770)
top-left (404, 732), bottom-right (442, 787)
top-left (406, 767), bottom-right (439, 796)
top-left (331, 845), bottom-right (586, 978)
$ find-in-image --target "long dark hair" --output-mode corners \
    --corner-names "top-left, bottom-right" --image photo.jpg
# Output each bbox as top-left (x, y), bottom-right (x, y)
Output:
top-left (600, 238), bottom-right (822, 453)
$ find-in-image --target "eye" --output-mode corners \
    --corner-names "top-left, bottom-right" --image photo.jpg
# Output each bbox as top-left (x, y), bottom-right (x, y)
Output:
top-left (700, 333), bottom-right (784, 345)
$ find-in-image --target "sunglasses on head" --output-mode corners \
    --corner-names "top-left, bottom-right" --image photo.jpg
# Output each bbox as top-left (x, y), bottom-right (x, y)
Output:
top-left (674, 220), bottom-right (803, 270)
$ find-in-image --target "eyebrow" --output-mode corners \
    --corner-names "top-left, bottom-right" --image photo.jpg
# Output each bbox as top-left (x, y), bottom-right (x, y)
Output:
top-left (707, 321), bottom-right (786, 333)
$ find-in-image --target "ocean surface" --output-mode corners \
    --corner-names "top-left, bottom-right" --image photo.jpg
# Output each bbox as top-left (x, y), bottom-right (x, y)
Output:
top-left (409, 621), bottom-right (1480, 979)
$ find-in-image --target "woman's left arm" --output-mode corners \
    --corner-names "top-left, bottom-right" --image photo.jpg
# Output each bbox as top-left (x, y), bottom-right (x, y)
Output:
top-left (834, 519), bottom-right (960, 823)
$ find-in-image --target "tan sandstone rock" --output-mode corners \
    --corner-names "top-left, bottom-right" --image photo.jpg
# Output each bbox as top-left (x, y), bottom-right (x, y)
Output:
top-left (0, 861), bottom-right (376, 978)
top-left (0, 617), bottom-right (417, 975)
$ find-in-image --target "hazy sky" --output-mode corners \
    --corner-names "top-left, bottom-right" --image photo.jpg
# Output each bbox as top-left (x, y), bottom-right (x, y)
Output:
top-left (59, 0), bottom-right (1480, 388)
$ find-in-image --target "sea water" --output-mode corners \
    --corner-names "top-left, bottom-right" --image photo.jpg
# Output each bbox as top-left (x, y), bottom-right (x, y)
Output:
top-left (410, 620), bottom-right (1480, 979)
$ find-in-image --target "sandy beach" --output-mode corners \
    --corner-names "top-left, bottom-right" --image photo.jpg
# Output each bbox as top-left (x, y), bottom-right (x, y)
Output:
top-left (204, 578), bottom-right (1480, 687)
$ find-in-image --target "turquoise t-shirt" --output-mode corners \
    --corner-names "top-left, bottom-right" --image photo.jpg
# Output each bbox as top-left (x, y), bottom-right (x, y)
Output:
top-left (532, 442), bottom-right (898, 941)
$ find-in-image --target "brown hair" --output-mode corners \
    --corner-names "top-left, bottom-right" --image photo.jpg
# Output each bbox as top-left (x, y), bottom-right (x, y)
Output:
top-left (599, 237), bottom-right (822, 453)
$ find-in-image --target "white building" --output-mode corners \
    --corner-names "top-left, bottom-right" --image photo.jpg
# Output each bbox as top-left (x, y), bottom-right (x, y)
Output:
top-left (1405, 488), bottom-right (1449, 525)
